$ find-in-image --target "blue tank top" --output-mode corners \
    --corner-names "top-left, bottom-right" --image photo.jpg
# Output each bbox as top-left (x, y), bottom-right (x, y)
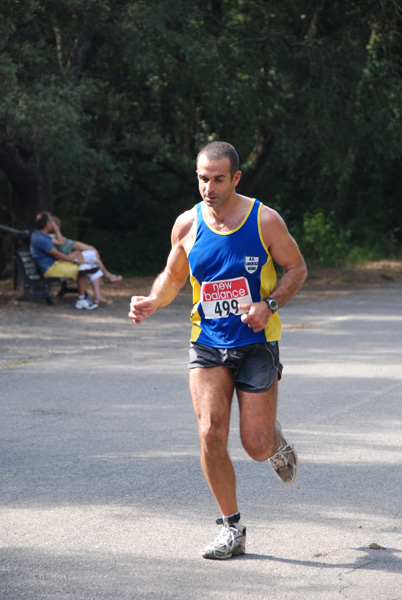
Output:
top-left (188, 199), bottom-right (281, 348)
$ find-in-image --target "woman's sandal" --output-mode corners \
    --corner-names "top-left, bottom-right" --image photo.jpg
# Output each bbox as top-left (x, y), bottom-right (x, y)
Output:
top-left (95, 298), bottom-right (113, 305)
top-left (104, 274), bottom-right (123, 284)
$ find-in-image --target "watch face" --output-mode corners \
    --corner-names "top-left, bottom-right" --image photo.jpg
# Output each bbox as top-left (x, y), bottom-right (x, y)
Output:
top-left (264, 297), bottom-right (278, 312)
top-left (269, 299), bottom-right (278, 311)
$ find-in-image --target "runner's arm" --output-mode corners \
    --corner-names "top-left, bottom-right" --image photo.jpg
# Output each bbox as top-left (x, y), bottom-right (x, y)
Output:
top-left (129, 215), bottom-right (191, 324)
top-left (263, 208), bottom-right (307, 308)
top-left (149, 242), bottom-right (190, 310)
top-left (240, 207), bottom-right (307, 331)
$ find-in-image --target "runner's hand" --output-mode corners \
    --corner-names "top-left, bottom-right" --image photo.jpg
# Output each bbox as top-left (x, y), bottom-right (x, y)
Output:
top-left (239, 301), bottom-right (272, 333)
top-left (129, 296), bottom-right (157, 324)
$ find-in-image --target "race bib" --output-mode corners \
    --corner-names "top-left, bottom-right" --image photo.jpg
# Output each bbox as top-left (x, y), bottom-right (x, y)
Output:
top-left (201, 277), bottom-right (252, 319)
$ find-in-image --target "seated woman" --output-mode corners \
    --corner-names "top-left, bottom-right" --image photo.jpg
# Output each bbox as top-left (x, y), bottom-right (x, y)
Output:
top-left (51, 216), bottom-right (123, 305)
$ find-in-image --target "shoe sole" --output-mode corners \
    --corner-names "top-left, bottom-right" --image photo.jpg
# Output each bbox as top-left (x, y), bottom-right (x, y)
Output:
top-left (75, 305), bottom-right (98, 310)
top-left (272, 421), bottom-right (298, 484)
top-left (201, 537), bottom-right (246, 559)
top-left (202, 546), bottom-right (246, 559)
top-left (281, 446), bottom-right (298, 484)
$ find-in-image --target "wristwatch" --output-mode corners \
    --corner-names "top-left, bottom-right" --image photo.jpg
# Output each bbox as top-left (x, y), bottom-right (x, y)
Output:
top-left (262, 297), bottom-right (279, 313)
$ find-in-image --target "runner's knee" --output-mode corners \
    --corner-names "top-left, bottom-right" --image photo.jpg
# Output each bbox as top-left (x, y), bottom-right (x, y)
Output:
top-left (199, 416), bottom-right (229, 451)
top-left (242, 434), bottom-right (276, 462)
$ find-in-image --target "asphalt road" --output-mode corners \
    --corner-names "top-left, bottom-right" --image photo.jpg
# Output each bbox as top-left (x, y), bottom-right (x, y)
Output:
top-left (0, 283), bottom-right (401, 599)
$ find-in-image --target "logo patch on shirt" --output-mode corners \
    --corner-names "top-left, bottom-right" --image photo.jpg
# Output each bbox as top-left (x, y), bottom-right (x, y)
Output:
top-left (244, 256), bottom-right (259, 274)
top-left (201, 277), bottom-right (252, 319)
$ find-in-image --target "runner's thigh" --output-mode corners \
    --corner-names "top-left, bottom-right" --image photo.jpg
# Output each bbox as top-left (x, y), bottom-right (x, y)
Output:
top-left (189, 366), bottom-right (235, 425)
top-left (236, 380), bottom-right (278, 448)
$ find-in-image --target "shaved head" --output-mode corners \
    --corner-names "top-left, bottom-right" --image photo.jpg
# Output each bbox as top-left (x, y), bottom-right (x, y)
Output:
top-left (197, 142), bottom-right (240, 179)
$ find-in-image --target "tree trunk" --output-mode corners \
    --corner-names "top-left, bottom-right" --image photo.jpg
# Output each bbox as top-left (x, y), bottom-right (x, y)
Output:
top-left (240, 135), bottom-right (276, 193)
top-left (335, 24), bottom-right (380, 219)
top-left (0, 142), bottom-right (53, 230)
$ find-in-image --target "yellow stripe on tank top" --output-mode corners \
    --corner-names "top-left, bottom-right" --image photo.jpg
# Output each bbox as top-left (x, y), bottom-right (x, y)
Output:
top-left (190, 273), bottom-right (202, 342)
top-left (257, 202), bottom-right (282, 341)
top-left (260, 258), bottom-right (281, 341)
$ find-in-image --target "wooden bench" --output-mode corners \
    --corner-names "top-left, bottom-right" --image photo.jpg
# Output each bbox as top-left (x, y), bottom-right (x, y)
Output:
top-left (13, 250), bottom-right (78, 305)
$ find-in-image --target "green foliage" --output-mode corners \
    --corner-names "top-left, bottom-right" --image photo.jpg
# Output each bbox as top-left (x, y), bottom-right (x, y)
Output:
top-left (300, 211), bottom-right (350, 267)
top-left (80, 186), bottom-right (179, 275)
top-left (300, 210), bottom-right (400, 268)
top-left (0, 0), bottom-right (402, 274)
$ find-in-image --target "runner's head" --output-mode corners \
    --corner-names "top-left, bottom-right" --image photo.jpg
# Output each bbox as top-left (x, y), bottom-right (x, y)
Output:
top-left (197, 142), bottom-right (239, 181)
top-left (196, 144), bottom-right (242, 211)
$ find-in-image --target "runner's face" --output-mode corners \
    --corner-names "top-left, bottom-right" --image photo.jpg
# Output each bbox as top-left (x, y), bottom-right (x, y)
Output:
top-left (197, 156), bottom-right (240, 211)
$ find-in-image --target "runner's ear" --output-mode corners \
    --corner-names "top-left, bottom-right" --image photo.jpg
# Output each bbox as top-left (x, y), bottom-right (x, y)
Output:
top-left (233, 170), bottom-right (242, 187)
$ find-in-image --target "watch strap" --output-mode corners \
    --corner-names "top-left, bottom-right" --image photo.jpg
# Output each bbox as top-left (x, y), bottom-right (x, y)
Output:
top-left (263, 297), bottom-right (278, 313)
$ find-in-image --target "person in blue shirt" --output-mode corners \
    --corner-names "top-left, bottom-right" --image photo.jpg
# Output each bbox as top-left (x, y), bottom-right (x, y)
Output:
top-left (129, 142), bottom-right (307, 559)
top-left (30, 212), bottom-right (98, 310)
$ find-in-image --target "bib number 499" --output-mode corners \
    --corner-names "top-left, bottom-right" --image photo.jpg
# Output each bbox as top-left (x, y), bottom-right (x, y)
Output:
top-left (214, 299), bottom-right (239, 317)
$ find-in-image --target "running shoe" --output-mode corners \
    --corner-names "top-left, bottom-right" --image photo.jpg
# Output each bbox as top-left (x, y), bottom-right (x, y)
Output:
top-left (75, 295), bottom-right (98, 310)
top-left (201, 517), bottom-right (246, 559)
top-left (268, 420), bottom-right (298, 484)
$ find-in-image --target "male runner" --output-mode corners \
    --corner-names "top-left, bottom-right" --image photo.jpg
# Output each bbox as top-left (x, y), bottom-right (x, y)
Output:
top-left (129, 141), bottom-right (307, 559)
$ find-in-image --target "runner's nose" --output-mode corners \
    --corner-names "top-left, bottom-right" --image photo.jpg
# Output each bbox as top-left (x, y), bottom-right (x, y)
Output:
top-left (205, 180), bottom-right (214, 194)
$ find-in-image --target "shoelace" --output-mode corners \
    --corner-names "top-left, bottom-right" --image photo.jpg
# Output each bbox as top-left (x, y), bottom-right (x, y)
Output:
top-left (270, 443), bottom-right (294, 469)
top-left (214, 524), bottom-right (235, 546)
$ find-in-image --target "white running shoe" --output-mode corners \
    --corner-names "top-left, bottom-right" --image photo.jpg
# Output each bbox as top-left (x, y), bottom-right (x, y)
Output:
top-left (201, 519), bottom-right (246, 559)
top-left (268, 420), bottom-right (298, 484)
top-left (75, 295), bottom-right (98, 310)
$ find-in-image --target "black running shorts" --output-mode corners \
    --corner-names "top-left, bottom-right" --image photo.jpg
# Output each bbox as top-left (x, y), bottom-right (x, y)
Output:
top-left (188, 341), bottom-right (283, 393)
